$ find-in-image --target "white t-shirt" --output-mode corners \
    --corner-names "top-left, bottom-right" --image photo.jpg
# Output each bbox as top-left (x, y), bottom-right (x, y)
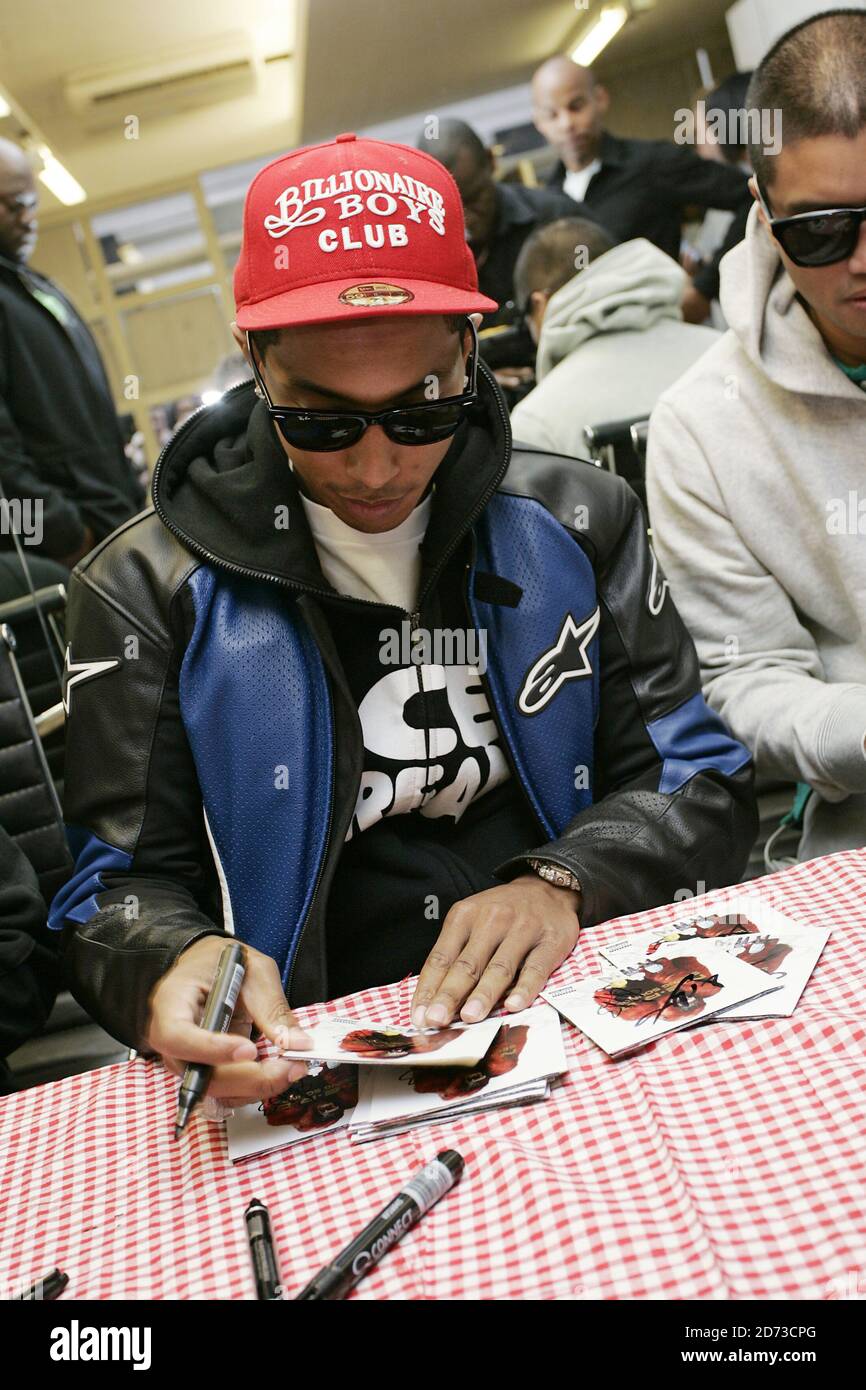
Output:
top-left (299, 490), bottom-right (431, 609)
top-left (563, 159), bottom-right (602, 205)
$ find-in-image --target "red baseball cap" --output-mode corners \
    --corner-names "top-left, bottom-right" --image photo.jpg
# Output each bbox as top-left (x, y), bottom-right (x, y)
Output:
top-left (234, 132), bottom-right (498, 329)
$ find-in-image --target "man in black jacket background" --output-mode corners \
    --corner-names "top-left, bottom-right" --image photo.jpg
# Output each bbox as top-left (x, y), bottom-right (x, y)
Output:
top-left (531, 57), bottom-right (751, 323)
top-left (0, 138), bottom-right (143, 570)
top-left (418, 118), bottom-right (578, 382)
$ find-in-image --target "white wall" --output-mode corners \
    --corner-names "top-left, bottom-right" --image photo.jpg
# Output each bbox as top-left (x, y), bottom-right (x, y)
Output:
top-left (727, 0), bottom-right (866, 68)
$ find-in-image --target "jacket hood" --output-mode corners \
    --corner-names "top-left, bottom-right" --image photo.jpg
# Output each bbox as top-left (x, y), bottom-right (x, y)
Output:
top-left (151, 363), bottom-right (512, 602)
top-left (719, 203), bottom-right (865, 401)
top-left (536, 238), bottom-right (686, 379)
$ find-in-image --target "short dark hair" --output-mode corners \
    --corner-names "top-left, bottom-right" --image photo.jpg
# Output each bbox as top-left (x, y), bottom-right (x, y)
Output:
top-left (704, 71), bottom-right (753, 164)
top-left (249, 314), bottom-right (467, 362)
top-left (513, 216), bottom-right (615, 312)
top-left (747, 9), bottom-right (866, 187)
top-left (416, 117), bottom-right (487, 174)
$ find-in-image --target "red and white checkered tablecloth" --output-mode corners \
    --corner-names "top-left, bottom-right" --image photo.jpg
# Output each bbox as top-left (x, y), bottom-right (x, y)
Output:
top-left (2, 850), bottom-right (865, 1301)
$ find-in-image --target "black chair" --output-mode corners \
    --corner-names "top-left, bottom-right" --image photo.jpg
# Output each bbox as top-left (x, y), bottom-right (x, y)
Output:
top-left (583, 417), bottom-right (650, 512)
top-left (0, 582), bottom-right (66, 786)
top-left (630, 420), bottom-right (649, 467)
top-left (0, 605), bottom-right (128, 1087)
top-left (0, 620), bottom-right (70, 903)
top-left (6, 992), bottom-right (129, 1089)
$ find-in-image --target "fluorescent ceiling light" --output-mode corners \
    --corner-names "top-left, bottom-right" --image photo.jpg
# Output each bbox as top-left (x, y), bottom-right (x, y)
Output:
top-left (36, 145), bottom-right (86, 205)
top-left (201, 390), bottom-right (223, 407)
top-left (571, 4), bottom-right (629, 66)
top-left (0, 94), bottom-right (10, 119)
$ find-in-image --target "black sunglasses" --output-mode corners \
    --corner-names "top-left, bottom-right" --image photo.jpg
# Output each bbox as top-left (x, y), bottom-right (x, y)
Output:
top-left (247, 318), bottom-right (479, 453)
top-left (756, 178), bottom-right (866, 268)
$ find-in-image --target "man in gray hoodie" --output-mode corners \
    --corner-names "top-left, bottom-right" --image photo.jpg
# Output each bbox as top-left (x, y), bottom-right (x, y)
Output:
top-left (647, 9), bottom-right (866, 858)
top-left (510, 216), bottom-right (718, 458)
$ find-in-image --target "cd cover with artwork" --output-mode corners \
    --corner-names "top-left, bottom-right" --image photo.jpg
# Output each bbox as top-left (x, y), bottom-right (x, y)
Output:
top-left (227, 1063), bottom-right (359, 1162)
top-left (349, 1004), bottom-right (566, 1141)
top-left (277, 1014), bottom-right (502, 1067)
top-left (543, 942), bottom-right (777, 1057)
top-left (597, 895), bottom-right (831, 1020)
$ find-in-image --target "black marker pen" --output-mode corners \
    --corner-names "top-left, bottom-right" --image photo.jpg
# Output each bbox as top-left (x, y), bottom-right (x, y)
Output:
top-left (174, 940), bottom-right (246, 1138)
top-left (245, 1198), bottom-right (283, 1300)
top-left (295, 1149), bottom-right (464, 1300)
top-left (14, 1268), bottom-right (69, 1300)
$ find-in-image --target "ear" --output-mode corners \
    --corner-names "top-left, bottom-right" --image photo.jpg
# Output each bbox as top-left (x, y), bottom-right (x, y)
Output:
top-left (594, 84), bottom-right (610, 117)
top-left (462, 312), bottom-right (483, 359)
top-left (231, 321), bottom-right (252, 362)
top-left (527, 290), bottom-right (551, 344)
top-left (749, 176), bottom-right (771, 232)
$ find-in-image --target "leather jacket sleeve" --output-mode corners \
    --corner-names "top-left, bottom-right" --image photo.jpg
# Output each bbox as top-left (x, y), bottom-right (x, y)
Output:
top-left (51, 518), bottom-right (230, 1049)
top-left (496, 485), bottom-right (757, 923)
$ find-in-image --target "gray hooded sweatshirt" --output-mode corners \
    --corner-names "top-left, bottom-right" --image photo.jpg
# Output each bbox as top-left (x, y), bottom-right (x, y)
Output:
top-left (647, 204), bottom-right (866, 856)
top-left (510, 237), bottom-right (718, 457)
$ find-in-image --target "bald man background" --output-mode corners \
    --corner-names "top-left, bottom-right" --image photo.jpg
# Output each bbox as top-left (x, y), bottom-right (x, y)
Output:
top-left (0, 139), bottom-right (143, 579)
top-left (418, 118), bottom-right (576, 384)
top-left (531, 57), bottom-right (752, 322)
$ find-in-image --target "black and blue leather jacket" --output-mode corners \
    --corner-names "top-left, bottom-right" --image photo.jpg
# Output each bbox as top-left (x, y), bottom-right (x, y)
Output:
top-left (48, 367), bottom-right (756, 1047)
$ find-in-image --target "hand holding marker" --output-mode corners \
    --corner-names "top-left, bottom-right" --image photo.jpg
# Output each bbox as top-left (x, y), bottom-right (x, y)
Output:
top-left (173, 940), bottom-right (246, 1138)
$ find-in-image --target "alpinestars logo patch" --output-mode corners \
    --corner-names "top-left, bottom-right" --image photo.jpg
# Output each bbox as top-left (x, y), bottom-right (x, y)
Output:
top-left (62, 647), bottom-right (121, 715)
top-left (517, 608), bottom-right (600, 716)
top-left (648, 548), bottom-right (670, 617)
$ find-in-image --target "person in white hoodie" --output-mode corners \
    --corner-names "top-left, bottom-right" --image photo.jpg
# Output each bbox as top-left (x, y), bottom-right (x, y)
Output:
top-left (647, 8), bottom-right (866, 859)
top-left (510, 216), bottom-right (719, 459)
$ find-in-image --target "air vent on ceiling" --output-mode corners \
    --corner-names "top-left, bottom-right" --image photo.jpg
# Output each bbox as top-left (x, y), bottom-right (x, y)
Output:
top-left (64, 32), bottom-right (259, 132)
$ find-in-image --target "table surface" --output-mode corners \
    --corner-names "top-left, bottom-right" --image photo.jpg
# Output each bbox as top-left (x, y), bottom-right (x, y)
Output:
top-left (2, 849), bottom-right (865, 1301)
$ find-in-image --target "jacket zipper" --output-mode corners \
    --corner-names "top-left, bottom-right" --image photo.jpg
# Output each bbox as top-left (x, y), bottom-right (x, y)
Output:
top-left (286, 701), bottom-right (334, 998)
top-left (408, 608), bottom-right (431, 792)
top-left (463, 540), bottom-right (594, 877)
top-left (149, 364), bottom-right (514, 988)
top-left (461, 533), bottom-right (551, 841)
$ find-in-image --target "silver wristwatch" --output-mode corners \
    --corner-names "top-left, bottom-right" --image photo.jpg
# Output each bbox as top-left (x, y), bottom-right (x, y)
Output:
top-left (528, 859), bottom-right (581, 893)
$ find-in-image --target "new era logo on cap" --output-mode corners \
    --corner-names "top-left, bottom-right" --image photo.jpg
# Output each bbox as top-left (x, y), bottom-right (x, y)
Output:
top-left (338, 283), bottom-right (415, 307)
top-left (234, 132), bottom-right (498, 329)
